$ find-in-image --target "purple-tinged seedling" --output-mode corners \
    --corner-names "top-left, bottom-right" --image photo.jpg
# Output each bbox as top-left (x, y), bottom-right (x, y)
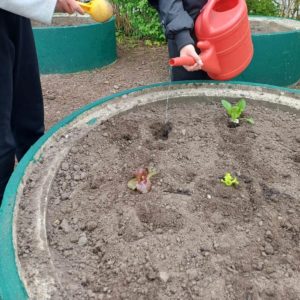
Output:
top-left (128, 167), bottom-right (157, 193)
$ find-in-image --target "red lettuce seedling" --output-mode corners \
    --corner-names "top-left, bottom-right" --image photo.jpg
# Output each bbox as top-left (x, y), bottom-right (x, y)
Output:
top-left (128, 168), bottom-right (157, 194)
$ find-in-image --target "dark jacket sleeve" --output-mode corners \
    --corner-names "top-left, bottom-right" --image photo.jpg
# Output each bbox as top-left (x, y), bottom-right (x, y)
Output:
top-left (157, 0), bottom-right (195, 51)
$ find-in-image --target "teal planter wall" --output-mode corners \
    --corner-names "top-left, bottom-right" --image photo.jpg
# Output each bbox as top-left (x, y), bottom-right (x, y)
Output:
top-left (237, 31), bottom-right (300, 86)
top-left (235, 17), bottom-right (300, 86)
top-left (33, 17), bottom-right (117, 74)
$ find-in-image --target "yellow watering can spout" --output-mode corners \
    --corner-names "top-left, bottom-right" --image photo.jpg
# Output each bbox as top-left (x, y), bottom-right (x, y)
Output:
top-left (77, 0), bottom-right (113, 23)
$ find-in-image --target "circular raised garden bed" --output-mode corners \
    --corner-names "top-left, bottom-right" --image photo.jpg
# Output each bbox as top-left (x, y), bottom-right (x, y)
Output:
top-left (0, 82), bottom-right (299, 299)
top-left (32, 15), bottom-right (117, 74)
top-left (238, 16), bottom-right (300, 87)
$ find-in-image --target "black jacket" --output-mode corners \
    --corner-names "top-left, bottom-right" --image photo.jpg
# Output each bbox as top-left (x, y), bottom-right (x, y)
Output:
top-left (149, 0), bottom-right (208, 50)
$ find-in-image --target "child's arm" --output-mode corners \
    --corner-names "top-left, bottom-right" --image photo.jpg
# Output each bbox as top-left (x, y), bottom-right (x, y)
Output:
top-left (157, 0), bottom-right (195, 52)
top-left (0, 0), bottom-right (83, 24)
top-left (154, 0), bottom-right (203, 71)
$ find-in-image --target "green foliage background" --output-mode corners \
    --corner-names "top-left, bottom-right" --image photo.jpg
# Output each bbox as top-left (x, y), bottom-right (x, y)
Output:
top-left (246, 0), bottom-right (279, 16)
top-left (112, 0), bottom-right (164, 43)
top-left (111, 0), bottom-right (290, 42)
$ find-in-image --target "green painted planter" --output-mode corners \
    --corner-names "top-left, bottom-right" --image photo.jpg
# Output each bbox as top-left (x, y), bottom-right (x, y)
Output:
top-left (237, 16), bottom-right (300, 86)
top-left (33, 16), bottom-right (117, 74)
top-left (0, 81), bottom-right (299, 299)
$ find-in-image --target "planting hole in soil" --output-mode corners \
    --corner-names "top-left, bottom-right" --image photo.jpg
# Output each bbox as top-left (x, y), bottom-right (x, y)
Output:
top-left (150, 122), bottom-right (173, 140)
top-left (10, 84), bottom-right (300, 299)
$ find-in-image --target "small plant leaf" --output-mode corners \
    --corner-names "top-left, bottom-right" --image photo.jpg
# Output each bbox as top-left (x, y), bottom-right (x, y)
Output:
top-left (221, 172), bottom-right (239, 187)
top-left (221, 100), bottom-right (232, 115)
top-left (148, 168), bottom-right (157, 179)
top-left (128, 178), bottom-right (138, 190)
top-left (246, 117), bottom-right (254, 125)
top-left (230, 106), bottom-right (240, 122)
top-left (237, 99), bottom-right (246, 113)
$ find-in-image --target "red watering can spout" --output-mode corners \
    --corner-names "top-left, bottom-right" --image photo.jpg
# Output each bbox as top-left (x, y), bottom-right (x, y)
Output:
top-left (169, 0), bottom-right (254, 80)
top-left (169, 57), bottom-right (195, 67)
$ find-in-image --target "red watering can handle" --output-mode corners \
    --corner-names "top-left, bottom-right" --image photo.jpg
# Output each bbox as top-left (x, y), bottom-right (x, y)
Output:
top-left (168, 41), bottom-right (212, 66)
top-left (169, 41), bottom-right (221, 75)
top-left (201, 0), bottom-right (220, 20)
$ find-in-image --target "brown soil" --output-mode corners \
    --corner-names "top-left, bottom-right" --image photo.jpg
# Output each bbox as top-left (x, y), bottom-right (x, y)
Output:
top-left (250, 20), bottom-right (291, 33)
top-left (42, 97), bottom-right (300, 300)
top-left (41, 42), bottom-right (169, 129)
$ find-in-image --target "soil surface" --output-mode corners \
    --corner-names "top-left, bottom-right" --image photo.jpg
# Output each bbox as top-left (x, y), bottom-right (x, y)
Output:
top-left (40, 98), bottom-right (300, 300)
top-left (250, 20), bottom-right (291, 33)
top-left (40, 42), bottom-right (169, 129)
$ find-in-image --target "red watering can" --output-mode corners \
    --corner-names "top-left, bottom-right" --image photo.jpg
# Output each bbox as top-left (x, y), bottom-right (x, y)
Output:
top-left (169, 0), bottom-right (254, 80)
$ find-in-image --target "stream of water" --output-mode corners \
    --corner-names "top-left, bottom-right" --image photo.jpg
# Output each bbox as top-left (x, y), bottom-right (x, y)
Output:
top-left (164, 68), bottom-right (172, 124)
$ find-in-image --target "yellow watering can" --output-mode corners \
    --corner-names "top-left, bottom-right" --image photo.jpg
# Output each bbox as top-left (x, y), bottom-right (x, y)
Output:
top-left (77, 0), bottom-right (113, 22)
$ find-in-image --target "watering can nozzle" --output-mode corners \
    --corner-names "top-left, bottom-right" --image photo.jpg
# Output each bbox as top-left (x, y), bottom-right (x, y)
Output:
top-left (77, 0), bottom-right (113, 22)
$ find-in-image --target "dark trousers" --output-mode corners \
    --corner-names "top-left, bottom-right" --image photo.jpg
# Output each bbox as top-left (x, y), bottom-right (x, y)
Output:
top-left (0, 10), bottom-right (44, 204)
top-left (168, 39), bottom-right (211, 82)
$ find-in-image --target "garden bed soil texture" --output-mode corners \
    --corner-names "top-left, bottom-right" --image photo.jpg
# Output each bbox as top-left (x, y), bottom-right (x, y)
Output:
top-left (18, 96), bottom-right (300, 299)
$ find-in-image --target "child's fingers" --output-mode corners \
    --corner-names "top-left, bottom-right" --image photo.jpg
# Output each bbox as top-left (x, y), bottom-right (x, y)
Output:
top-left (193, 56), bottom-right (203, 67)
top-left (75, 6), bottom-right (85, 14)
top-left (73, 4), bottom-right (85, 14)
top-left (63, 3), bottom-right (73, 14)
top-left (57, 0), bottom-right (73, 13)
top-left (184, 63), bottom-right (202, 72)
top-left (69, 0), bottom-right (85, 14)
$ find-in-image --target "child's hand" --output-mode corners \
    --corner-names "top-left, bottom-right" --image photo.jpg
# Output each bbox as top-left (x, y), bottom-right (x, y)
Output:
top-left (180, 44), bottom-right (203, 72)
top-left (55, 0), bottom-right (84, 14)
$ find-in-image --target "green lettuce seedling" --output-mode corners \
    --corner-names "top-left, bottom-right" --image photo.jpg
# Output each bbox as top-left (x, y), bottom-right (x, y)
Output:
top-left (128, 167), bottom-right (157, 194)
top-left (221, 99), bottom-right (246, 124)
top-left (221, 172), bottom-right (239, 187)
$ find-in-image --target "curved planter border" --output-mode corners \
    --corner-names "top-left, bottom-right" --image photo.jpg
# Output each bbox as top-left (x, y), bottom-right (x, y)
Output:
top-left (237, 16), bottom-right (300, 86)
top-left (0, 81), bottom-right (299, 299)
top-left (33, 16), bottom-right (117, 74)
